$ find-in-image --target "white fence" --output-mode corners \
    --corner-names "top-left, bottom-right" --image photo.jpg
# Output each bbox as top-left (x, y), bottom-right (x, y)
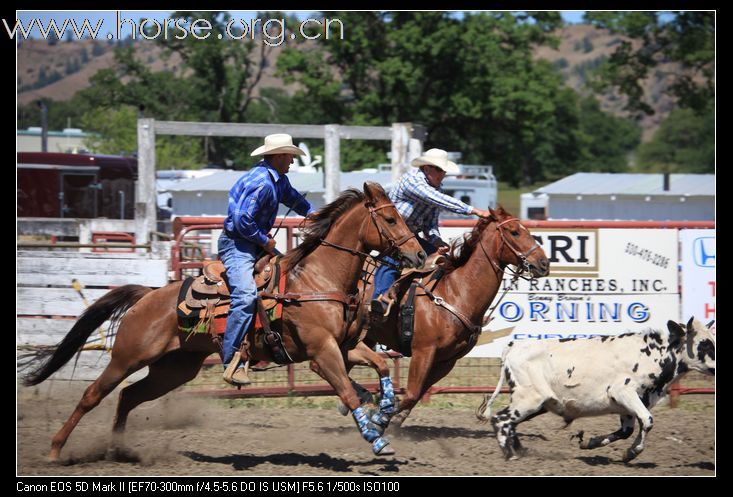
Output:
top-left (17, 251), bottom-right (168, 380)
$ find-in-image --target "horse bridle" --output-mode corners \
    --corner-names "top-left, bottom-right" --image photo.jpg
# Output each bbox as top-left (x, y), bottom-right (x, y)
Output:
top-left (365, 202), bottom-right (417, 255)
top-left (319, 200), bottom-right (416, 264)
top-left (479, 217), bottom-right (542, 277)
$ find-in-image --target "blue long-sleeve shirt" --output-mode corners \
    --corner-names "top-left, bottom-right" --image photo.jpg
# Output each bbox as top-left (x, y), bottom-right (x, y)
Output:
top-left (223, 160), bottom-right (313, 247)
top-left (390, 168), bottom-right (473, 244)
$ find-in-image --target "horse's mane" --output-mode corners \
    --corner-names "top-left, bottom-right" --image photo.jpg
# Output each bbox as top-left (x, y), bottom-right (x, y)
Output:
top-left (442, 217), bottom-right (493, 272)
top-left (281, 188), bottom-right (366, 271)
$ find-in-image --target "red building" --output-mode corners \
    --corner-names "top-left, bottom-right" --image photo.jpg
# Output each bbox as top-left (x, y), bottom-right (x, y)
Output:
top-left (17, 152), bottom-right (137, 219)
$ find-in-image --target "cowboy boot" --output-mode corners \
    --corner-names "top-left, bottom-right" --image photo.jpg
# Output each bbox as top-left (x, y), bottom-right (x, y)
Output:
top-left (369, 295), bottom-right (391, 327)
top-left (369, 300), bottom-right (385, 328)
top-left (222, 351), bottom-right (252, 386)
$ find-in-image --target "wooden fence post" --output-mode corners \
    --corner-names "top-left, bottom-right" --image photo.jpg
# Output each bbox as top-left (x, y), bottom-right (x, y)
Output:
top-left (136, 118), bottom-right (157, 251)
top-left (324, 124), bottom-right (341, 204)
top-left (391, 123), bottom-right (411, 186)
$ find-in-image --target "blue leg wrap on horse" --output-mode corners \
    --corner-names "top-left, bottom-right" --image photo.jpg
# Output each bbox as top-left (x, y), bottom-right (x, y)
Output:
top-left (379, 377), bottom-right (397, 415)
top-left (370, 411), bottom-right (390, 429)
top-left (371, 436), bottom-right (390, 455)
top-left (353, 406), bottom-right (381, 443)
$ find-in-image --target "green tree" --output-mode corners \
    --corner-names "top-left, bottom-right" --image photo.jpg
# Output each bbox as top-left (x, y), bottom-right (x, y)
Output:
top-left (151, 11), bottom-right (287, 164)
top-left (81, 105), bottom-right (203, 169)
top-left (576, 96), bottom-right (641, 172)
top-left (585, 12), bottom-right (715, 116)
top-left (278, 11), bottom-right (580, 183)
top-left (76, 46), bottom-right (194, 121)
top-left (17, 95), bottom-right (95, 131)
top-left (635, 106), bottom-right (714, 173)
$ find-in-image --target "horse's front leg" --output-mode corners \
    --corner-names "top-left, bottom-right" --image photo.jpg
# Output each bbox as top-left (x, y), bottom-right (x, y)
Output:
top-left (344, 341), bottom-right (398, 431)
top-left (311, 339), bottom-right (394, 455)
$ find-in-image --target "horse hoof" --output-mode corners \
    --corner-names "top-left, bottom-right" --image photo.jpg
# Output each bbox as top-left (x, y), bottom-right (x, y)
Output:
top-left (391, 414), bottom-right (407, 428)
top-left (337, 403), bottom-right (349, 416)
top-left (372, 437), bottom-right (394, 455)
top-left (377, 444), bottom-right (395, 456)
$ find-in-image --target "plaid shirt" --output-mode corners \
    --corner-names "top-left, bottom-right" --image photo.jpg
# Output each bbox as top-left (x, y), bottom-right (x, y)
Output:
top-left (390, 168), bottom-right (473, 244)
top-left (224, 159), bottom-right (313, 246)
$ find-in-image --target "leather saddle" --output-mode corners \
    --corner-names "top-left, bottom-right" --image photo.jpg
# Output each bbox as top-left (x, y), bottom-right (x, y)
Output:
top-left (178, 255), bottom-right (280, 320)
top-left (382, 253), bottom-right (446, 308)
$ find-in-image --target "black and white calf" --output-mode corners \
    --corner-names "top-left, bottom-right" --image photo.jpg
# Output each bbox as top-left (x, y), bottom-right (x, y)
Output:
top-left (476, 317), bottom-right (715, 462)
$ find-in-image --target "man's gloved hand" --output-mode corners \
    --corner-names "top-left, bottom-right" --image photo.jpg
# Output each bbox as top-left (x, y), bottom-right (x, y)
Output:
top-left (471, 208), bottom-right (492, 219)
top-left (436, 240), bottom-right (451, 255)
top-left (264, 237), bottom-right (277, 255)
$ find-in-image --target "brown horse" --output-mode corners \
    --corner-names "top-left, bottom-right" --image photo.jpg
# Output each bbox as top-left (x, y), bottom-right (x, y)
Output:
top-left (321, 206), bottom-right (550, 429)
top-left (21, 182), bottom-right (427, 460)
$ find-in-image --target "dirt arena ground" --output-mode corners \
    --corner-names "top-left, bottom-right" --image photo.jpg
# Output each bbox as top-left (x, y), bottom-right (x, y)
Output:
top-left (17, 381), bottom-right (715, 477)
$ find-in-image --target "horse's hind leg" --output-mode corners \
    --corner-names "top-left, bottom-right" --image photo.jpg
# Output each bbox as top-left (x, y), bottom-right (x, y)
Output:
top-left (390, 347), bottom-right (437, 427)
top-left (49, 358), bottom-right (130, 461)
top-left (113, 350), bottom-right (208, 434)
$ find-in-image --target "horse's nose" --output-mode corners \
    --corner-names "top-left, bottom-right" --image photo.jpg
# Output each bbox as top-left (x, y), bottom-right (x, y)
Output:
top-left (537, 257), bottom-right (550, 275)
top-left (539, 257), bottom-right (549, 271)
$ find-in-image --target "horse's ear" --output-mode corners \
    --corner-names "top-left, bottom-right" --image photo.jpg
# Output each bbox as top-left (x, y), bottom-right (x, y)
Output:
top-left (489, 205), bottom-right (505, 219)
top-left (363, 182), bottom-right (384, 203)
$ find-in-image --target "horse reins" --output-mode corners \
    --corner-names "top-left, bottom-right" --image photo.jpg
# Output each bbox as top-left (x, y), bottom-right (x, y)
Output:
top-left (271, 200), bottom-right (418, 336)
top-left (318, 201), bottom-right (416, 267)
top-left (480, 217), bottom-right (542, 322)
top-left (421, 216), bottom-right (542, 332)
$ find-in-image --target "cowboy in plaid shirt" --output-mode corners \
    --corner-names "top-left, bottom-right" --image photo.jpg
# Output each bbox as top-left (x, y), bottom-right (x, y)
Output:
top-left (371, 148), bottom-right (491, 321)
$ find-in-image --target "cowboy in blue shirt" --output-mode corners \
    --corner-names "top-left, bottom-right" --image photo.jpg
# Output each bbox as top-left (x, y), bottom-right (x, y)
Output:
top-left (219, 134), bottom-right (313, 386)
top-left (371, 148), bottom-right (491, 323)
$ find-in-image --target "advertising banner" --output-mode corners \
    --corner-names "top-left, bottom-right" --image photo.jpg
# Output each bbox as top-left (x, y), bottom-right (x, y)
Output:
top-left (680, 229), bottom-right (715, 324)
top-left (468, 228), bottom-right (680, 357)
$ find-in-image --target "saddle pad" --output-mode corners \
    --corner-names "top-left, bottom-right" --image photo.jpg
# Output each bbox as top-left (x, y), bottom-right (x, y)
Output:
top-left (177, 314), bottom-right (227, 335)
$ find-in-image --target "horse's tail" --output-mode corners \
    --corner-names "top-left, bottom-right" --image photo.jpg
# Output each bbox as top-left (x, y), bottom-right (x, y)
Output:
top-left (20, 284), bottom-right (152, 386)
top-left (475, 345), bottom-right (510, 423)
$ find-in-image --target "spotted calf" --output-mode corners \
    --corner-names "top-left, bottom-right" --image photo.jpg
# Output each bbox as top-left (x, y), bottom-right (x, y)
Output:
top-left (476, 317), bottom-right (715, 462)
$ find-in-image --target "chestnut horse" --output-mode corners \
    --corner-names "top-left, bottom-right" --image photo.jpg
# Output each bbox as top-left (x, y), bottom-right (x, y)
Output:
top-left (21, 182), bottom-right (427, 460)
top-left (323, 206), bottom-right (550, 430)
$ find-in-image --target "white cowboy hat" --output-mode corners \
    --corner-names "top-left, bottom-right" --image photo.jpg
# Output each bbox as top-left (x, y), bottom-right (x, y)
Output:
top-left (411, 148), bottom-right (460, 174)
top-left (250, 133), bottom-right (305, 156)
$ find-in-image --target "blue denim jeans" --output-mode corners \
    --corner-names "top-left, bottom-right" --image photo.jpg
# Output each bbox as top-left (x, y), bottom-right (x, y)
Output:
top-left (218, 233), bottom-right (259, 369)
top-left (372, 237), bottom-right (437, 299)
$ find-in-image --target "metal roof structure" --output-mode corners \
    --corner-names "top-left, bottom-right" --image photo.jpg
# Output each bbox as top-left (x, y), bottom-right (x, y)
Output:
top-left (535, 173), bottom-right (714, 197)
